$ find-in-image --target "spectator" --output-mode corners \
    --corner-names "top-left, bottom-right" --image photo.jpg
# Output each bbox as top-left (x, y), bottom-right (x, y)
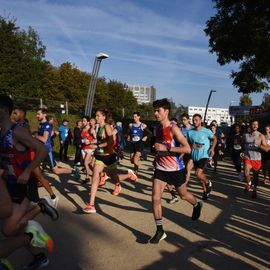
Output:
top-left (58, 119), bottom-right (71, 161)
top-left (73, 120), bottom-right (82, 166)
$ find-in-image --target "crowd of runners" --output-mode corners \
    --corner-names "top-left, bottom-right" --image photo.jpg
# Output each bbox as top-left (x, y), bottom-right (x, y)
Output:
top-left (0, 94), bottom-right (270, 269)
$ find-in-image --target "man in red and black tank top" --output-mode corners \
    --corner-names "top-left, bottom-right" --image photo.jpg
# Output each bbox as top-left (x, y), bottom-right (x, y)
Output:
top-left (149, 99), bottom-right (203, 244)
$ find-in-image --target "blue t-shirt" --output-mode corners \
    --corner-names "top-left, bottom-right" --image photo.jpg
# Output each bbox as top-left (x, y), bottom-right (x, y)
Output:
top-left (188, 127), bottom-right (213, 161)
top-left (181, 125), bottom-right (193, 138)
top-left (58, 125), bottom-right (70, 142)
top-left (38, 121), bottom-right (53, 151)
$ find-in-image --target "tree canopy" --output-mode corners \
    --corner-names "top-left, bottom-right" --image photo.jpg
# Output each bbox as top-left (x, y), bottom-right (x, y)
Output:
top-left (205, 0), bottom-right (270, 94)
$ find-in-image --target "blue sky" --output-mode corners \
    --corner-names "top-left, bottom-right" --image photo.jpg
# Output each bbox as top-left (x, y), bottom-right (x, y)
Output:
top-left (1, 0), bottom-right (265, 107)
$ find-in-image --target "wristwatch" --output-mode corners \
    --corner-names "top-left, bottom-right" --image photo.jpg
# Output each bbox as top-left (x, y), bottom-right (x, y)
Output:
top-left (166, 145), bottom-right (171, 152)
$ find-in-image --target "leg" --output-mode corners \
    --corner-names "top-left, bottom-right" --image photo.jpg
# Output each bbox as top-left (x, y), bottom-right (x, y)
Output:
top-left (185, 159), bottom-right (193, 185)
top-left (196, 168), bottom-right (208, 192)
top-left (133, 151), bottom-right (141, 173)
top-left (84, 153), bottom-right (93, 180)
top-left (2, 198), bottom-right (40, 237)
top-left (89, 164), bottom-right (105, 206)
top-left (0, 234), bottom-right (30, 258)
top-left (33, 167), bottom-right (55, 197)
top-left (59, 143), bottom-right (64, 161)
top-left (149, 178), bottom-right (167, 244)
top-left (177, 184), bottom-right (197, 205)
top-left (0, 177), bottom-right (12, 219)
top-left (152, 179), bottom-right (166, 220)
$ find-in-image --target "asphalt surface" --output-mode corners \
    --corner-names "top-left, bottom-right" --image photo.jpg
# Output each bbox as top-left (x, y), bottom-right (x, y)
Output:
top-left (6, 153), bottom-right (270, 270)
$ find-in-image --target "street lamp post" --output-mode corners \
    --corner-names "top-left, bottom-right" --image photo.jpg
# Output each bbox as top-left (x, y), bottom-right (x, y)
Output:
top-left (203, 89), bottom-right (216, 125)
top-left (85, 53), bottom-right (109, 117)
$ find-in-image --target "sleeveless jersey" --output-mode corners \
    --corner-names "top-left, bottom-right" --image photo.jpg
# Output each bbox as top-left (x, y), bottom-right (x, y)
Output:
top-left (81, 128), bottom-right (95, 150)
top-left (0, 124), bottom-right (32, 184)
top-left (154, 124), bottom-right (185, 171)
top-left (243, 131), bottom-right (262, 160)
top-left (96, 125), bottom-right (114, 156)
top-left (130, 123), bottom-right (143, 143)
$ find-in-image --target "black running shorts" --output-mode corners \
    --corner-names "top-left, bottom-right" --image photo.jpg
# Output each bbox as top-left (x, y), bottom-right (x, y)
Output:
top-left (131, 141), bottom-right (143, 154)
top-left (95, 153), bottom-right (117, 167)
top-left (153, 168), bottom-right (186, 188)
top-left (193, 158), bottom-right (208, 170)
top-left (7, 177), bottom-right (39, 204)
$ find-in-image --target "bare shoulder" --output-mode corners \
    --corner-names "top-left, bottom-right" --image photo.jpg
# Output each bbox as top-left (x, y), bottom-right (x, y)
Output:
top-left (142, 122), bottom-right (147, 129)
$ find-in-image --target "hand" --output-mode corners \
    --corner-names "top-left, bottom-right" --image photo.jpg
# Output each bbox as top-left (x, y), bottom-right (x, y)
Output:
top-left (17, 170), bottom-right (30, 184)
top-left (240, 152), bottom-right (244, 159)
top-left (60, 140), bottom-right (64, 144)
top-left (154, 143), bottom-right (167, 152)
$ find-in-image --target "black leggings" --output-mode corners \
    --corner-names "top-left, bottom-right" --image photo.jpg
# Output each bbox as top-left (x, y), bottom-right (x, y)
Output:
top-left (231, 150), bottom-right (242, 173)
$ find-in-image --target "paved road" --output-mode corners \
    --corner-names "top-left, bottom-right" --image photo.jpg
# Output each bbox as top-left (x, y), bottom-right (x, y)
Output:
top-left (8, 154), bottom-right (270, 270)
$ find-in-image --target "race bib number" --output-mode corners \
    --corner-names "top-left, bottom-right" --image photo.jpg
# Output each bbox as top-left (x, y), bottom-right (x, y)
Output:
top-left (132, 135), bottom-right (140, 142)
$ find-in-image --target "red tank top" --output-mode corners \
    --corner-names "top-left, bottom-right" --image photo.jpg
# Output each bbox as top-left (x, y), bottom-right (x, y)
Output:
top-left (0, 124), bottom-right (32, 183)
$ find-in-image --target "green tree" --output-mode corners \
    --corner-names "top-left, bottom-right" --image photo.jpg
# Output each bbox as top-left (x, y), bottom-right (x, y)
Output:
top-left (205, 0), bottom-right (270, 94)
top-left (262, 93), bottom-right (270, 106)
top-left (240, 94), bottom-right (252, 106)
top-left (0, 16), bottom-right (46, 96)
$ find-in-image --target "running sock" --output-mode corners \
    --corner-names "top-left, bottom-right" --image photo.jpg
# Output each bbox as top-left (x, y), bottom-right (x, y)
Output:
top-left (155, 219), bottom-right (163, 232)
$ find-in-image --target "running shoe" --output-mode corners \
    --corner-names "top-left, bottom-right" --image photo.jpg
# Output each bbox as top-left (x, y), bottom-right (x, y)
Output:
top-left (22, 253), bottom-right (49, 270)
top-left (251, 189), bottom-right (257, 199)
top-left (149, 230), bottom-right (167, 244)
top-left (99, 173), bottom-right (109, 186)
top-left (244, 182), bottom-right (252, 193)
top-left (112, 184), bottom-right (122, 196)
top-left (206, 180), bottom-right (212, 196)
top-left (128, 169), bottom-right (138, 182)
top-left (202, 192), bottom-right (208, 200)
top-left (82, 203), bottom-right (96, 214)
top-left (38, 198), bottom-right (59, 221)
top-left (25, 220), bottom-right (53, 253)
top-left (72, 167), bottom-right (81, 181)
top-left (0, 259), bottom-right (13, 270)
top-left (192, 201), bottom-right (203, 220)
top-left (168, 196), bottom-right (179, 204)
top-left (41, 195), bottom-right (59, 208)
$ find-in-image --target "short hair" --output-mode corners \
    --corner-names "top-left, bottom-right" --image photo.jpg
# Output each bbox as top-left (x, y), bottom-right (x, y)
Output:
top-left (170, 117), bottom-right (178, 123)
top-left (46, 115), bottom-right (54, 122)
top-left (192, 113), bottom-right (202, 119)
top-left (250, 119), bottom-right (259, 125)
top-left (14, 106), bottom-right (27, 116)
top-left (133, 112), bottom-right (140, 116)
top-left (153, 98), bottom-right (171, 112)
top-left (181, 113), bottom-right (189, 119)
top-left (37, 107), bottom-right (48, 115)
top-left (0, 94), bottom-right (14, 115)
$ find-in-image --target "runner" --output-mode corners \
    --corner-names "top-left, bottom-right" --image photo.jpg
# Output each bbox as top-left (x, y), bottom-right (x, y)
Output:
top-left (228, 124), bottom-right (244, 181)
top-left (82, 109), bottom-right (137, 214)
top-left (150, 99), bottom-right (202, 244)
top-left (180, 113), bottom-right (194, 185)
top-left (80, 116), bottom-right (96, 184)
top-left (58, 119), bottom-right (72, 162)
top-left (73, 120), bottom-right (82, 166)
top-left (241, 120), bottom-right (266, 198)
top-left (261, 125), bottom-right (270, 184)
top-left (128, 112), bottom-right (149, 174)
top-left (187, 114), bottom-right (217, 200)
top-left (35, 108), bottom-right (80, 180)
top-left (12, 106), bottom-right (59, 207)
top-left (0, 95), bottom-right (58, 269)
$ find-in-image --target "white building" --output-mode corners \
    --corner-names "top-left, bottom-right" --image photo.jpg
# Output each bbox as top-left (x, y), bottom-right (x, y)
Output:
top-left (126, 84), bottom-right (156, 104)
top-left (188, 106), bottom-right (231, 125)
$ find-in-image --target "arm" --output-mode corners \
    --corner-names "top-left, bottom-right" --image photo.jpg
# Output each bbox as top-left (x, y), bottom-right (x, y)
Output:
top-left (209, 134), bottom-right (217, 157)
top-left (142, 124), bottom-right (152, 141)
top-left (154, 125), bottom-right (191, 154)
top-left (14, 127), bottom-right (48, 184)
top-left (36, 130), bottom-right (49, 144)
top-left (259, 134), bottom-right (270, 152)
top-left (127, 123), bottom-right (132, 142)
